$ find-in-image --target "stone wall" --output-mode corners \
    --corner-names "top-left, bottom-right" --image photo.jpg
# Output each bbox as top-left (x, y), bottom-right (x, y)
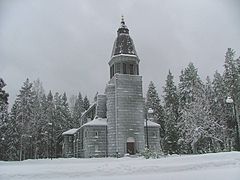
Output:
top-left (106, 81), bottom-right (116, 156)
top-left (80, 125), bottom-right (107, 158)
top-left (106, 74), bottom-right (145, 157)
top-left (96, 94), bottom-right (107, 118)
top-left (63, 135), bottom-right (74, 158)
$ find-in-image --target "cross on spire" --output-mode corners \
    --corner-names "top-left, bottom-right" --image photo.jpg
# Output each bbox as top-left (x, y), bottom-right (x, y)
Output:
top-left (121, 15), bottom-right (125, 25)
top-left (117, 15), bottom-right (129, 35)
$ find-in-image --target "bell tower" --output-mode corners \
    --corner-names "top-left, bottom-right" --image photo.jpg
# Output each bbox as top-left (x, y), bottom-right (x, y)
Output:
top-left (106, 17), bottom-right (145, 157)
top-left (109, 16), bottom-right (140, 78)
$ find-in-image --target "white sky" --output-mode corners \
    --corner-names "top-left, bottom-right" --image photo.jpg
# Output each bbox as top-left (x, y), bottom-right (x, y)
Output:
top-left (1, 0), bottom-right (240, 104)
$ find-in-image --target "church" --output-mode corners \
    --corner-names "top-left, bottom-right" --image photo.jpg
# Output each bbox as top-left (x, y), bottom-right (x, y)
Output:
top-left (62, 18), bottom-right (161, 158)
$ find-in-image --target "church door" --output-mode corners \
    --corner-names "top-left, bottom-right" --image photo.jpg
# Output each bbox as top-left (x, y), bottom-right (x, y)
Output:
top-left (127, 137), bottom-right (135, 155)
top-left (127, 142), bottom-right (135, 155)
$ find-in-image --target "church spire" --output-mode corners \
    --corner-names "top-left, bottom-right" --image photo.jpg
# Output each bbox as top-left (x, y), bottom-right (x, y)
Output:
top-left (111, 16), bottom-right (137, 57)
top-left (117, 15), bottom-right (129, 35)
top-left (120, 15), bottom-right (126, 28)
top-left (109, 17), bottom-right (140, 78)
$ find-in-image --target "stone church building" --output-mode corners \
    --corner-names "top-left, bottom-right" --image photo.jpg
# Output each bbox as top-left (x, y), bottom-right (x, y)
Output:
top-left (62, 18), bottom-right (161, 158)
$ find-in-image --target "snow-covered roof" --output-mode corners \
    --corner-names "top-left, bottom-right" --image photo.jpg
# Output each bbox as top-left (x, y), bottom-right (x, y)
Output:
top-left (111, 34), bottom-right (137, 57)
top-left (112, 54), bottom-right (138, 58)
top-left (111, 19), bottom-right (138, 57)
top-left (62, 128), bottom-right (79, 135)
top-left (144, 120), bottom-right (160, 127)
top-left (81, 118), bottom-right (107, 127)
top-left (81, 102), bottom-right (97, 118)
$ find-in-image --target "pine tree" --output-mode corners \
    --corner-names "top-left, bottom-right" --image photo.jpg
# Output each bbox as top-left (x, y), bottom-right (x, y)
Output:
top-left (94, 92), bottom-right (98, 102)
top-left (211, 72), bottom-right (229, 151)
top-left (0, 78), bottom-right (9, 160)
top-left (0, 78), bottom-right (9, 104)
top-left (179, 62), bottom-right (203, 109)
top-left (223, 48), bottom-right (240, 150)
top-left (204, 76), bottom-right (225, 152)
top-left (205, 76), bottom-right (214, 107)
top-left (72, 92), bottom-right (84, 127)
top-left (46, 91), bottom-right (55, 158)
top-left (178, 63), bottom-right (205, 153)
top-left (69, 95), bottom-right (77, 115)
top-left (83, 96), bottom-right (90, 110)
top-left (53, 92), bottom-right (62, 139)
top-left (178, 92), bottom-right (219, 154)
top-left (162, 71), bottom-right (179, 154)
top-left (32, 79), bottom-right (45, 99)
top-left (37, 93), bottom-right (49, 158)
top-left (61, 92), bottom-right (72, 130)
top-left (146, 81), bottom-right (165, 135)
top-left (31, 79), bottom-right (47, 159)
top-left (224, 48), bottom-right (238, 98)
top-left (5, 103), bottom-right (20, 160)
top-left (6, 79), bottom-right (35, 160)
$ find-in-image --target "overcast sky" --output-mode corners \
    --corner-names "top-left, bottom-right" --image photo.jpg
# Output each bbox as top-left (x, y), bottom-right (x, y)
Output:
top-left (1, 0), bottom-right (240, 104)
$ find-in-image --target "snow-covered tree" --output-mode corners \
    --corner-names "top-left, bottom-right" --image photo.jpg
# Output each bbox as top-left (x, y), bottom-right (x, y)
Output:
top-left (211, 71), bottom-right (231, 151)
top-left (61, 92), bottom-right (72, 130)
top-left (0, 78), bottom-right (9, 104)
top-left (31, 79), bottom-right (48, 159)
top-left (179, 76), bottom-right (223, 153)
top-left (36, 93), bottom-right (49, 158)
top-left (223, 48), bottom-right (240, 150)
top-left (5, 103), bottom-right (20, 160)
top-left (6, 79), bottom-right (35, 160)
top-left (204, 76), bottom-right (226, 152)
top-left (0, 78), bottom-right (9, 160)
top-left (45, 91), bottom-right (55, 158)
top-left (146, 81), bottom-right (165, 135)
top-left (69, 95), bottom-right (77, 114)
top-left (72, 92), bottom-right (84, 127)
top-left (83, 96), bottom-right (90, 110)
top-left (94, 92), bottom-right (98, 102)
top-left (179, 62), bottom-right (203, 109)
top-left (162, 71), bottom-right (179, 154)
top-left (205, 76), bottom-right (214, 107)
top-left (32, 79), bottom-right (45, 99)
top-left (178, 63), bottom-right (205, 153)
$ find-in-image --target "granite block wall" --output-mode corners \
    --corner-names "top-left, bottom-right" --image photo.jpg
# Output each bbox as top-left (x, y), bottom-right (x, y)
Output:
top-left (106, 74), bottom-right (145, 157)
top-left (81, 126), bottom-right (107, 158)
top-left (96, 95), bottom-right (107, 118)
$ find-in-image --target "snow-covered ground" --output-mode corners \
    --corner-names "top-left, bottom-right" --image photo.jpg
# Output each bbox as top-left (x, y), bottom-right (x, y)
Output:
top-left (0, 152), bottom-right (240, 180)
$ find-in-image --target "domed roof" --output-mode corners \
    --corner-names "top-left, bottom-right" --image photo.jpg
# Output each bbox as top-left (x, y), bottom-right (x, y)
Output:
top-left (111, 17), bottom-right (138, 57)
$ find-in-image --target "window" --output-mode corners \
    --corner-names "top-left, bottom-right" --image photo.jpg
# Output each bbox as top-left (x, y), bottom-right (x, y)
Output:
top-left (152, 132), bottom-right (157, 138)
top-left (95, 131), bottom-right (98, 138)
top-left (136, 65), bottom-right (139, 75)
top-left (68, 136), bottom-right (72, 142)
top-left (129, 64), bottom-right (134, 75)
top-left (110, 66), bottom-right (113, 78)
top-left (123, 63), bottom-right (127, 74)
top-left (116, 63), bottom-right (120, 74)
top-left (110, 65), bottom-right (115, 78)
